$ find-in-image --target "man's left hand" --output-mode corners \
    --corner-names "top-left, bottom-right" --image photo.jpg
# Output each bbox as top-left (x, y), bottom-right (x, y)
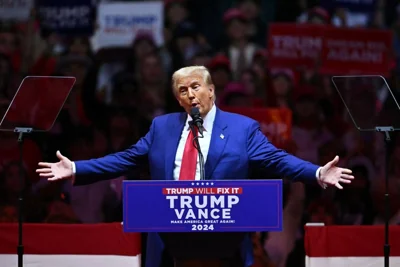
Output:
top-left (319, 155), bottom-right (354, 189)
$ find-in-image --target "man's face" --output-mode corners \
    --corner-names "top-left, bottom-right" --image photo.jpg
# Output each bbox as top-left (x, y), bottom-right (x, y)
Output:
top-left (272, 75), bottom-right (291, 96)
top-left (211, 68), bottom-right (230, 90)
top-left (175, 74), bottom-right (214, 117)
top-left (226, 20), bottom-right (247, 41)
top-left (141, 56), bottom-right (163, 84)
top-left (69, 38), bottom-right (90, 56)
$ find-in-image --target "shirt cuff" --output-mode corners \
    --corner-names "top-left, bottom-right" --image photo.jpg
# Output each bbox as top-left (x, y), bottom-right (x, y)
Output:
top-left (316, 167), bottom-right (327, 189)
top-left (315, 167), bottom-right (321, 179)
top-left (71, 162), bottom-right (76, 185)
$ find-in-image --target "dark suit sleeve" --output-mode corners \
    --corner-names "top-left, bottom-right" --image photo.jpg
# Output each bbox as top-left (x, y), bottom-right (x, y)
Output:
top-left (73, 119), bottom-right (155, 185)
top-left (246, 121), bottom-right (320, 182)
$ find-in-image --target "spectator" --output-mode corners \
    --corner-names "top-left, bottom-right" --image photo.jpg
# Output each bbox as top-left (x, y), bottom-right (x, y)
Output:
top-left (334, 165), bottom-right (374, 225)
top-left (219, 81), bottom-right (253, 107)
top-left (292, 85), bottom-right (334, 164)
top-left (240, 67), bottom-right (266, 105)
top-left (267, 68), bottom-right (295, 110)
top-left (44, 199), bottom-right (81, 224)
top-left (221, 8), bottom-right (260, 80)
top-left (208, 54), bottom-right (232, 98)
top-left (236, 0), bottom-right (267, 46)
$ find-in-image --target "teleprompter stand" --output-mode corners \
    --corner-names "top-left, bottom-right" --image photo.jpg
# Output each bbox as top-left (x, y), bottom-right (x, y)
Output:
top-left (332, 75), bottom-right (400, 267)
top-left (376, 126), bottom-right (393, 267)
top-left (0, 76), bottom-right (75, 267)
top-left (15, 127), bottom-right (32, 267)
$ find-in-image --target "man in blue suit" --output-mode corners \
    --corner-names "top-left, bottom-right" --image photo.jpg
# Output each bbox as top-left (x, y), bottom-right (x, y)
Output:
top-left (37, 66), bottom-right (353, 267)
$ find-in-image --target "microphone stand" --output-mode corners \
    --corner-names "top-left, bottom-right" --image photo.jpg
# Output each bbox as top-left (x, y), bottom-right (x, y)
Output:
top-left (190, 123), bottom-right (205, 180)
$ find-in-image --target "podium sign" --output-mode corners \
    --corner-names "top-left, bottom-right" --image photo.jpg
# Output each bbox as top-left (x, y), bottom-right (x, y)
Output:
top-left (123, 180), bottom-right (282, 232)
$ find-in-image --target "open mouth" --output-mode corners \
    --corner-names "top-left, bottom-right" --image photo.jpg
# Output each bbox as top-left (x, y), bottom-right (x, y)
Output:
top-left (191, 103), bottom-right (199, 107)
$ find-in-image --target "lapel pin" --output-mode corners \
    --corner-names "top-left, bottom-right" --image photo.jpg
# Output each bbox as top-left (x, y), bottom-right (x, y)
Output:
top-left (220, 134), bottom-right (224, 139)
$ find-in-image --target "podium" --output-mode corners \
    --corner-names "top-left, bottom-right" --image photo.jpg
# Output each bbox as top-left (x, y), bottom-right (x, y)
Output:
top-left (122, 179), bottom-right (283, 265)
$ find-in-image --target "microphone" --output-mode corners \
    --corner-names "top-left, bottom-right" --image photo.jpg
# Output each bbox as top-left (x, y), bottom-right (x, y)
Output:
top-left (189, 107), bottom-right (205, 180)
top-left (190, 107), bottom-right (204, 136)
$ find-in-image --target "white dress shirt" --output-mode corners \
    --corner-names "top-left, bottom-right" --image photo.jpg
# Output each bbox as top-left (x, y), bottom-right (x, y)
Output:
top-left (173, 104), bottom-right (216, 180)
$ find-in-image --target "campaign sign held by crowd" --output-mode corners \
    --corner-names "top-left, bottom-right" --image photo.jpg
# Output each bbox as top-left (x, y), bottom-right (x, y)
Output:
top-left (122, 180), bottom-right (283, 233)
top-left (36, 0), bottom-right (96, 36)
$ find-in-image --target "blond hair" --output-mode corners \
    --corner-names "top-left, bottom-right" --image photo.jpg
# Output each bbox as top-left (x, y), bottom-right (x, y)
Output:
top-left (171, 66), bottom-right (214, 95)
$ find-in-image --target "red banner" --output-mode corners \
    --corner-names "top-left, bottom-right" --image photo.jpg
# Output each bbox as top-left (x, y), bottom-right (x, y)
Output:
top-left (0, 223), bottom-right (141, 267)
top-left (304, 225), bottom-right (400, 267)
top-left (319, 27), bottom-right (393, 75)
top-left (268, 23), bottom-right (393, 75)
top-left (221, 107), bottom-right (292, 148)
top-left (0, 223), bottom-right (141, 255)
top-left (305, 225), bottom-right (400, 257)
top-left (268, 23), bottom-right (324, 69)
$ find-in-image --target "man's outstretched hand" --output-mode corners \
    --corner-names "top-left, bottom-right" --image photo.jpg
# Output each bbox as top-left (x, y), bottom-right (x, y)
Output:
top-left (36, 151), bottom-right (73, 182)
top-left (319, 155), bottom-right (354, 189)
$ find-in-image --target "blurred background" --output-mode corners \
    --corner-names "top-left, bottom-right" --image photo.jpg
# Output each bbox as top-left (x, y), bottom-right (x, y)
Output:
top-left (0, 0), bottom-right (400, 266)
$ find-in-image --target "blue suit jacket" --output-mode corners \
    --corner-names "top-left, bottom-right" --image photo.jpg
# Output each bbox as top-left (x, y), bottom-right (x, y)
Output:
top-left (74, 107), bottom-right (320, 267)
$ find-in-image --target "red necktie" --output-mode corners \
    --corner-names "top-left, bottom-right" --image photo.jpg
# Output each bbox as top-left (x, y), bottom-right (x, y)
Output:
top-left (179, 127), bottom-right (198, 180)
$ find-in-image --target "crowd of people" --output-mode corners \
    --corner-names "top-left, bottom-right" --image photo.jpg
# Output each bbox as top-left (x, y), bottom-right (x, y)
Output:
top-left (1, 0), bottom-right (400, 266)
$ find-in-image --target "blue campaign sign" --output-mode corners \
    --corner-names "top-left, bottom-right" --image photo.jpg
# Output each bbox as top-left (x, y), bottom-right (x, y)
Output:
top-left (36, 0), bottom-right (96, 36)
top-left (320, 0), bottom-right (376, 13)
top-left (122, 179), bottom-right (283, 233)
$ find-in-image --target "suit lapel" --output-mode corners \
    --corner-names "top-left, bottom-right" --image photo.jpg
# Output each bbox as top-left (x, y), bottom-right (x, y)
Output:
top-left (205, 108), bottom-right (228, 179)
top-left (164, 112), bottom-right (186, 180)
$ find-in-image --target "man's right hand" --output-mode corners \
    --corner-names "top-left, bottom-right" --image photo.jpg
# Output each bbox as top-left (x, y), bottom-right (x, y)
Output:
top-left (36, 151), bottom-right (73, 181)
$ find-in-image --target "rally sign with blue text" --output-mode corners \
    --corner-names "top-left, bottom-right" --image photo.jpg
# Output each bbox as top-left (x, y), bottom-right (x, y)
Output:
top-left (122, 180), bottom-right (282, 233)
